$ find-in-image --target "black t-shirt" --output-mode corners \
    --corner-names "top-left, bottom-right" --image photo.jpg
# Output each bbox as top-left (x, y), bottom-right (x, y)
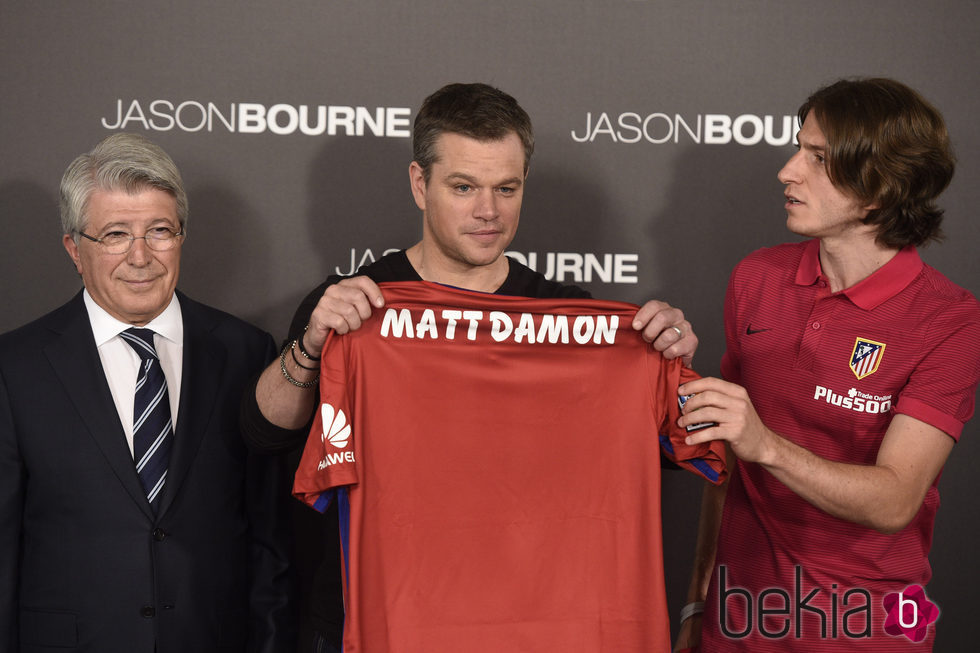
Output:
top-left (241, 250), bottom-right (589, 645)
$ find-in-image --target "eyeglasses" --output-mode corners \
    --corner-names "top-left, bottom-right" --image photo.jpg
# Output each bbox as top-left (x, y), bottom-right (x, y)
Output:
top-left (78, 227), bottom-right (184, 255)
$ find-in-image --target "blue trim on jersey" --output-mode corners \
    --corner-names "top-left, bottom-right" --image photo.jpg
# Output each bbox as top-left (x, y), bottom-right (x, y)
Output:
top-left (689, 458), bottom-right (719, 483)
top-left (312, 489), bottom-right (334, 514)
top-left (311, 488), bottom-right (351, 650)
top-left (337, 487), bottom-right (352, 580)
top-left (659, 434), bottom-right (720, 483)
top-left (337, 487), bottom-right (352, 652)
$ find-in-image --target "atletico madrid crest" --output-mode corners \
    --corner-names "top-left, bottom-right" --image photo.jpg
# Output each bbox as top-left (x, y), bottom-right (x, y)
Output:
top-left (850, 337), bottom-right (886, 380)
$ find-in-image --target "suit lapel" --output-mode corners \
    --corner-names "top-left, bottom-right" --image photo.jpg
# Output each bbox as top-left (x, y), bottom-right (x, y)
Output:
top-left (156, 295), bottom-right (226, 518)
top-left (45, 294), bottom-right (155, 520)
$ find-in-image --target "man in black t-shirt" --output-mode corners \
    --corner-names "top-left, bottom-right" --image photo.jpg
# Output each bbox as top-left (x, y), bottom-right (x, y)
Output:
top-left (242, 82), bottom-right (699, 652)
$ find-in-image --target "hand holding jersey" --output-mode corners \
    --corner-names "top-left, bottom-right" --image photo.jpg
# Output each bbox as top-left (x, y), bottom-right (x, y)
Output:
top-left (304, 275), bottom-right (386, 342)
top-left (678, 376), bottom-right (954, 532)
top-left (632, 298), bottom-right (696, 364)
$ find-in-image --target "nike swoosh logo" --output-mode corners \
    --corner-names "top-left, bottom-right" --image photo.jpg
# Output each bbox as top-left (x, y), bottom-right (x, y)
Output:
top-left (746, 325), bottom-right (771, 335)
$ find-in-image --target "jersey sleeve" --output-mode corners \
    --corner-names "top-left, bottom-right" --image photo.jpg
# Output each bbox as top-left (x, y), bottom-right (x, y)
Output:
top-left (651, 355), bottom-right (728, 484)
top-left (893, 299), bottom-right (980, 440)
top-left (292, 331), bottom-right (360, 512)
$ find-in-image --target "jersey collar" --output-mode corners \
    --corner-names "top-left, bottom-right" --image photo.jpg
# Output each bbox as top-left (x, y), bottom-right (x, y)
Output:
top-left (795, 238), bottom-right (923, 311)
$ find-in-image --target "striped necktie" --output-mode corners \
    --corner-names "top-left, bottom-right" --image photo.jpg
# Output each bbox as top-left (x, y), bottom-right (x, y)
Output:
top-left (121, 327), bottom-right (174, 511)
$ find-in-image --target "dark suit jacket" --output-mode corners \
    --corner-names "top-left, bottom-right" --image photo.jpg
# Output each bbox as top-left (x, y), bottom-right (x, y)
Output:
top-left (0, 291), bottom-right (294, 653)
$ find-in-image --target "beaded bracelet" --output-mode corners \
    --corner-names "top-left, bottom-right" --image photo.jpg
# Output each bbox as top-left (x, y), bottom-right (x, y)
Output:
top-left (279, 343), bottom-right (318, 388)
top-left (297, 325), bottom-right (321, 362)
top-left (290, 340), bottom-right (319, 371)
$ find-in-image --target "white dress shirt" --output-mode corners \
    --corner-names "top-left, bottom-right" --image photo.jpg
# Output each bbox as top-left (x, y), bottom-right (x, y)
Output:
top-left (82, 290), bottom-right (184, 456)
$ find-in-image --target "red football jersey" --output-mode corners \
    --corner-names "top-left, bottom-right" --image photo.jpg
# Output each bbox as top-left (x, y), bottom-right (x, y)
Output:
top-left (294, 281), bottom-right (727, 652)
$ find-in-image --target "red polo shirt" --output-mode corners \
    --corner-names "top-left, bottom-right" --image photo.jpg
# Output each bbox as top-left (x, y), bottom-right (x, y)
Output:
top-left (703, 240), bottom-right (980, 651)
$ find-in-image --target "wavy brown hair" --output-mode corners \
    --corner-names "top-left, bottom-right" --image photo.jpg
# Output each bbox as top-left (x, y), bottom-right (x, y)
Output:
top-left (799, 78), bottom-right (954, 247)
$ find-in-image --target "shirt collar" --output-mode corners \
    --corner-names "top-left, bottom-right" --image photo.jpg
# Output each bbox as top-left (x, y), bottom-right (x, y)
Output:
top-left (83, 290), bottom-right (184, 347)
top-left (795, 238), bottom-right (923, 310)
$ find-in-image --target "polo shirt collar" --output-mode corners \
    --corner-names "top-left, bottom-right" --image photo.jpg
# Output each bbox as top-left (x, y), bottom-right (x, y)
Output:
top-left (795, 238), bottom-right (923, 311)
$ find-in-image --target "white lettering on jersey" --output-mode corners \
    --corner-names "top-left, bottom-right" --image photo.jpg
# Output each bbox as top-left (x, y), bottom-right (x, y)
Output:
top-left (813, 385), bottom-right (893, 415)
top-left (378, 307), bottom-right (619, 345)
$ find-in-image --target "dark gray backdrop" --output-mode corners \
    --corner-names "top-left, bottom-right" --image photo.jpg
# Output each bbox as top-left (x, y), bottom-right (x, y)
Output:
top-left (2, 1), bottom-right (977, 649)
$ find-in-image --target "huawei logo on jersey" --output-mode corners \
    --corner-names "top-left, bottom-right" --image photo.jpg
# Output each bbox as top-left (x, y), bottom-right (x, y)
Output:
top-left (321, 403), bottom-right (351, 449)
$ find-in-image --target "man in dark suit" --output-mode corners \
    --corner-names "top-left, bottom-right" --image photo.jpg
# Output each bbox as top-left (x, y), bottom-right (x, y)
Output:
top-left (0, 133), bottom-right (294, 652)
